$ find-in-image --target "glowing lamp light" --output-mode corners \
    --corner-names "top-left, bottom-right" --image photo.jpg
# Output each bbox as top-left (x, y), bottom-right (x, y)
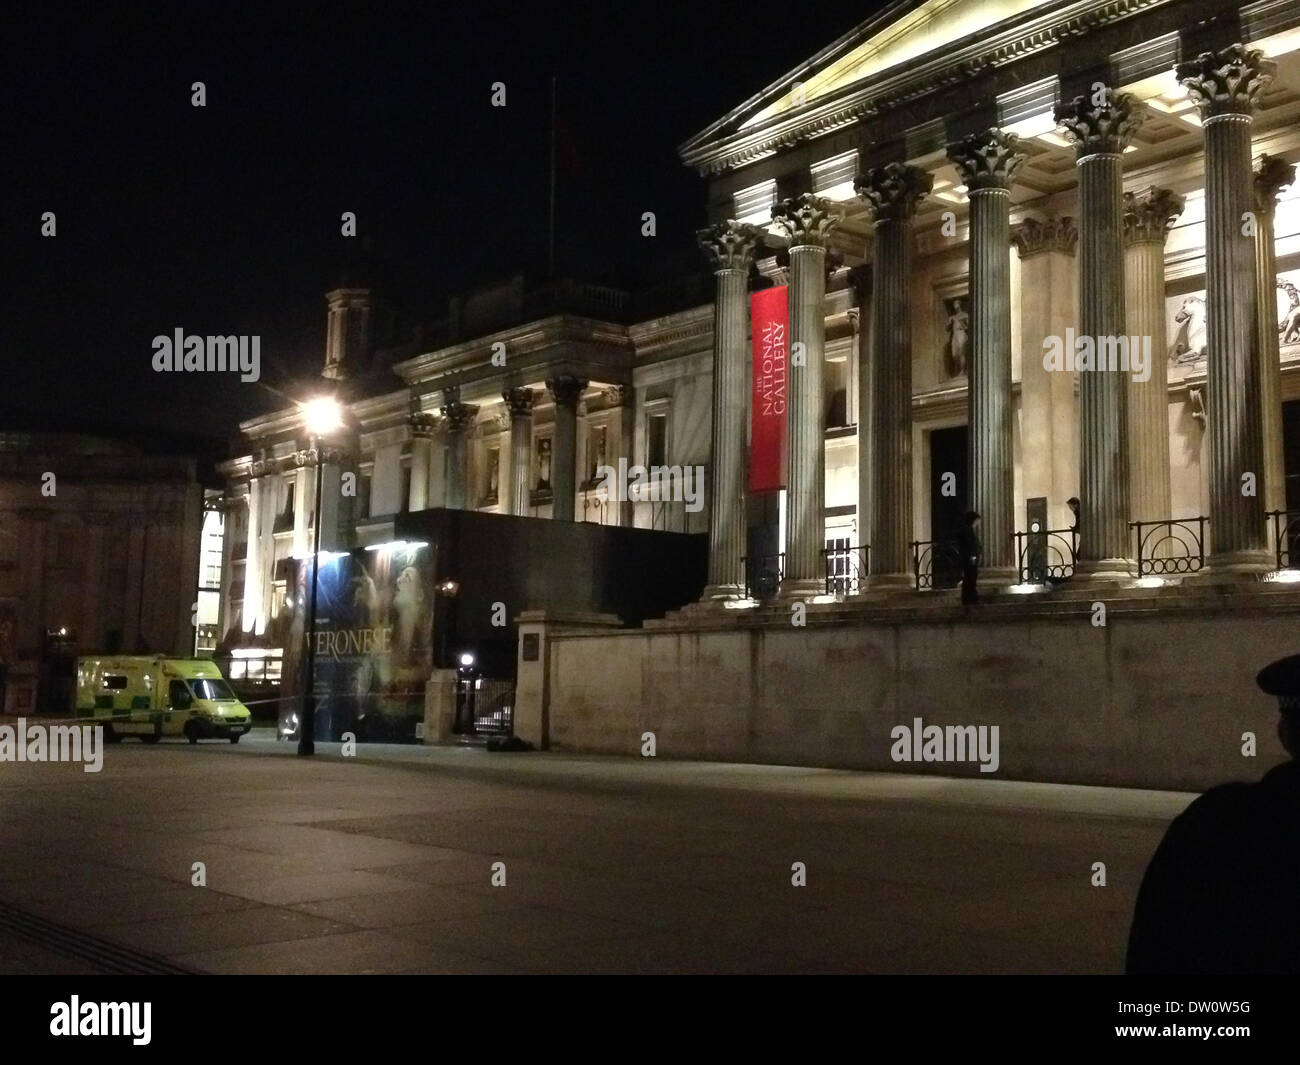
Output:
top-left (459, 652), bottom-right (475, 668)
top-left (302, 396), bottom-right (344, 436)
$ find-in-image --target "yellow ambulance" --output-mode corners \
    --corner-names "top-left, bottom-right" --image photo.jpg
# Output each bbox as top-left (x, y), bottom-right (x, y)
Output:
top-left (76, 656), bottom-right (253, 744)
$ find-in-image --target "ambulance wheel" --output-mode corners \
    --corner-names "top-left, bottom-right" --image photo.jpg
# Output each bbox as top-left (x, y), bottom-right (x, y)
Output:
top-left (184, 721), bottom-right (199, 745)
top-left (229, 734), bottom-right (241, 744)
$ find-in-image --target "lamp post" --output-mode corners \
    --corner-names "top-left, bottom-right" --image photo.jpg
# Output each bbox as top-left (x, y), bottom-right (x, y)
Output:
top-left (299, 396), bottom-right (343, 757)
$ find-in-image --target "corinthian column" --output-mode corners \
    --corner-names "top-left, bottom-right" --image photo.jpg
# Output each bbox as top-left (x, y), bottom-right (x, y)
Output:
top-left (439, 395), bottom-right (478, 510)
top-left (698, 221), bottom-right (761, 599)
top-left (1178, 45), bottom-right (1276, 572)
top-left (1254, 154), bottom-right (1296, 517)
top-left (855, 163), bottom-right (933, 586)
top-left (947, 130), bottom-right (1026, 577)
top-left (770, 195), bottom-right (839, 597)
top-left (1122, 187), bottom-right (1184, 524)
top-left (546, 374), bottom-right (587, 521)
top-left (503, 387), bottom-right (537, 516)
top-left (1055, 86), bottom-right (1144, 578)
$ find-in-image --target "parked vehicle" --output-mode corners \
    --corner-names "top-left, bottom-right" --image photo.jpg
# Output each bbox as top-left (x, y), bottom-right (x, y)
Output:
top-left (75, 656), bottom-right (253, 744)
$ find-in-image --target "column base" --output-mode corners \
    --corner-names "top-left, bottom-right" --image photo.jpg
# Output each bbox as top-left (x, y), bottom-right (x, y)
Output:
top-left (1074, 558), bottom-right (1136, 582)
top-left (778, 577), bottom-right (825, 600)
top-left (1184, 552), bottom-right (1273, 583)
top-left (694, 584), bottom-right (748, 605)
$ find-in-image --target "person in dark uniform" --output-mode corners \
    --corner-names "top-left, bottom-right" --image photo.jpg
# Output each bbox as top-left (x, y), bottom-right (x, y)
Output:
top-left (1126, 653), bottom-right (1300, 974)
top-left (958, 510), bottom-right (981, 605)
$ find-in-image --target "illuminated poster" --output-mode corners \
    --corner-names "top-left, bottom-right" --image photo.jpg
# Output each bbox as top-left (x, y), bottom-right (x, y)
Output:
top-left (280, 543), bottom-right (435, 742)
top-left (749, 285), bottom-right (789, 493)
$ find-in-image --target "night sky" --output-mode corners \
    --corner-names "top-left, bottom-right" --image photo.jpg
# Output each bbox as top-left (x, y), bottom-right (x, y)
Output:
top-left (3, 2), bottom-right (882, 448)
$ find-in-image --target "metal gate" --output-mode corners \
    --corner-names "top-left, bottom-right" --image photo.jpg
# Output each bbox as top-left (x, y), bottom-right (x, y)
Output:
top-left (454, 677), bottom-right (515, 737)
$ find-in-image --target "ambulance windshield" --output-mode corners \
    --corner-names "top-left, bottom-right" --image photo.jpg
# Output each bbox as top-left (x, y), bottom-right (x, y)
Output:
top-left (188, 678), bottom-right (237, 702)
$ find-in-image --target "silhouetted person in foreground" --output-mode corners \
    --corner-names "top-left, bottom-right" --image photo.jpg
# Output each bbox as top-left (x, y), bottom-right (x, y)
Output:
top-left (1126, 653), bottom-right (1300, 974)
top-left (958, 510), bottom-right (981, 605)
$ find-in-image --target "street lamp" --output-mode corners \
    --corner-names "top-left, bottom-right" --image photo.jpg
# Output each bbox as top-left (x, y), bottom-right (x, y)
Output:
top-left (298, 395), bottom-right (343, 756)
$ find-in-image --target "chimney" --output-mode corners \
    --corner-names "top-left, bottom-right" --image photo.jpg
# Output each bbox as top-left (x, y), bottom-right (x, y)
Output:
top-left (323, 287), bottom-right (372, 380)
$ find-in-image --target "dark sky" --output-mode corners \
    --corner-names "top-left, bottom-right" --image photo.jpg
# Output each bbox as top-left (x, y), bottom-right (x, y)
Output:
top-left (3, 2), bottom-right (882, 444)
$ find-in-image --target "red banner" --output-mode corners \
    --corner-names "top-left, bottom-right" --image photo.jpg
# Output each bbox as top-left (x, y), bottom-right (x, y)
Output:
top-left (749, 286), bottom-right (789, 493)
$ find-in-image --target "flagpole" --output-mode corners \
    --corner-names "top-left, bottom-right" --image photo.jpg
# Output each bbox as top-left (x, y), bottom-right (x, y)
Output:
top-left (548, 75), bottom-right (557, 280)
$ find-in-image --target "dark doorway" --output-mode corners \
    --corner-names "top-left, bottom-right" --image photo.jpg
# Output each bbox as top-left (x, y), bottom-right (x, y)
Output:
top-left (928, 426), bottom-right (968, 588)
top-left (1284, 400), bottom-right (1300, 514)
top-left (1283, 401), bottom-right (1300, 566)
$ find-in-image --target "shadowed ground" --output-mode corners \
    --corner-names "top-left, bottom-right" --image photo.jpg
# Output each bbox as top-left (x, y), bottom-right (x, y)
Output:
top-left (0, 732), bottom-right (1198, 974)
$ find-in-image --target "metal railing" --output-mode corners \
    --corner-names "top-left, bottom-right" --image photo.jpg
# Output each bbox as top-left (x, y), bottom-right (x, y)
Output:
top-left (454, 678), bottom-right (515, 737)
top-left (1129, 516), bottom-right (1208, 576)
top-left (911, 539), bottom-right (965, 590)
top-left (1015, 526), bottom-right (1079, 584)
top-left (1267, 510), bottom-right (1300, 570)
top-left (823, 545), bottom-right (869, 597)
top-left (580, 494), bottom-right (610, 525)
top-left (742, 553), bottom-right (785, 600)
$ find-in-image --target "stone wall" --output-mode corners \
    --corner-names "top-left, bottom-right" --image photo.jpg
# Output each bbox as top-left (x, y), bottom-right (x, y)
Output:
top-left (523, 589), bottom-right (1300, 791)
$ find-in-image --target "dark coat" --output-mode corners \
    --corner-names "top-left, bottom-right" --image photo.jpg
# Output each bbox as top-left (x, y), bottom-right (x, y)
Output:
top-left (957, 524), bottom-right (981, 564)
top-left (1126, 759), bottom-right (1300, 974)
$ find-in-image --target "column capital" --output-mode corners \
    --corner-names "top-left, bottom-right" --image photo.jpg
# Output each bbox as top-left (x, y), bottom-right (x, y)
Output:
top-left (546, 374), bottom-right (588, 409)
top-left (1122, 186), bottom-right (1185, 246)
top-left (1011, 216), bottom-right (1078, 258)
top-left (1054, 87), bottom-right (1145, 158)
top-left (502, 386), bottom-right (537, 419)
top-left (1177, 44), bottom-right (1275, 121)
top-left (945, 128), bottom-right (1026, 192)
top-left (1253, 153), bottom-right (1296, 214)
top-left (408, 411), bottom-right (439, 439)
top-left (854, 163), bottom-right (933, 223)
top-left (439, 401), bottom-right (478, 435)
top-left (698, 221), bottom-right (763, 272)
top-left (771, 193), bottom-right (840, 248)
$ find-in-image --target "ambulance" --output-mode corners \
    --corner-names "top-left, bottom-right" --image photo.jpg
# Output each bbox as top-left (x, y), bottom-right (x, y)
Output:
top-left (75, 656), bottom-right (253, 744)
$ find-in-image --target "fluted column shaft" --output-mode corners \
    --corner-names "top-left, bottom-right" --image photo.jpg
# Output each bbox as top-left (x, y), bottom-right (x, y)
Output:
top-left (503, 388), bottom-right (537, 517)
top-left (771, 196), bottom-right (838, 596)
top-left (855, 165), bottom-right (932, 585)
top-left (546, 375), bottom-right (586, 522)
top-left (1123, 188), bottom-right (1184, 524)
top-left (1179, 45), bottom-right (1276, 569)
top-left (948, 130), bottom-right (1025, 573)
top-left (698, 223), bottom-right (760, 597)
top-left (408, 413), bottom-right (437, 513)
top-left (440, 399), bottom-right (477, 510)
top-left (1255, 155), bottom-right (1295, 516)
top-left (850, 266), bottom-right (873, 557)
top-left (1057, 88), bottom-right (1144, 575)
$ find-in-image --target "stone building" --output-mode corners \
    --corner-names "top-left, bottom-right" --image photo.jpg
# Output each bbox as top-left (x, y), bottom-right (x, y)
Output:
top-left (680, 0), bottom-right (1300, 592)
top-left (219, 0), bottom-right (1300, 787)
top-left (0, 424), bottom-right (206, 714)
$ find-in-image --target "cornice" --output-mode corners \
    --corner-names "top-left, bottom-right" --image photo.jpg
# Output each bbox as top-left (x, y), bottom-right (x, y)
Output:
top-left (680, 0), bottom-right (1172, 176)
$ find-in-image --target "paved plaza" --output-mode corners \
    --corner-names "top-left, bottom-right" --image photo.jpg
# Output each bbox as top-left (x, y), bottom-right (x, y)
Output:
top-left (0, 730), bottom-right (1198, 974)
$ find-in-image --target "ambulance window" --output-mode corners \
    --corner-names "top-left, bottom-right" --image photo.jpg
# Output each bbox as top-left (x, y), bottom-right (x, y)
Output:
top-left (103, 675), bottom-right (128, 690)
top-left (169, 680), bottom-right (192, 707)
top-left (189, 678), bottom-right (236, 701)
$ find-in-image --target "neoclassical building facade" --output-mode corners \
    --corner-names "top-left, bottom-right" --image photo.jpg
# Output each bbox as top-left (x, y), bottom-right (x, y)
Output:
top-left (683, 0), bottom-right (1300, 596)
top-left (218, 0), bottom-right (1300, 668)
